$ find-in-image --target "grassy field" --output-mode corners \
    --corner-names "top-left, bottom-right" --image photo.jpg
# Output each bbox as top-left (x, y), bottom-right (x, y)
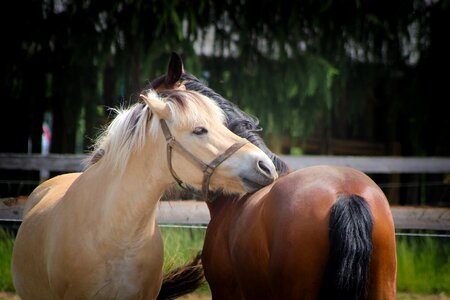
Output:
top-left (0, 230), bottom-right (14, 292)
top-left (0, 227), bottom-right (448, 298)
top-left (161, 226), bottom-right (210, 294)
top-left (397, 234), bottom-right (450, 294)
top-left (160, 226), bottom-right (206, 273)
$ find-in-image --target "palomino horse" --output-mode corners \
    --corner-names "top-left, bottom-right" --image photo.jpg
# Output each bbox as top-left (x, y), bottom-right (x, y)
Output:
top-left (12, 90), bottom-right (278, 300)
top-left (149, 53), bottom-right (397, 299)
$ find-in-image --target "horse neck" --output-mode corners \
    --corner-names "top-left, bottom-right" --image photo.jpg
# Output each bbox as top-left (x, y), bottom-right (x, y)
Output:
top-left (79, 143), bottom-right (171, 239)
top-left (205, 193), bottom-right (241, 219)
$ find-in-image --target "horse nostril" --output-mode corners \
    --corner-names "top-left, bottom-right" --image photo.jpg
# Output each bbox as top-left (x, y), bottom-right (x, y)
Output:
top-left (257, 160), bottom-right (273, 178)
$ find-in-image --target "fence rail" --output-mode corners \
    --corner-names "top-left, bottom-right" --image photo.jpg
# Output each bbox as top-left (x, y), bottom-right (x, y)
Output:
top-left (1, 153), bottom-right (449, 231)
top-left (0, 153), bottom-right (86, 172)
top-left (1, 153), bottom-right (450, 173)
top-left (279, 155), bottom-right (450, 173)
top-left (1, 199), bottom-right (449, 231)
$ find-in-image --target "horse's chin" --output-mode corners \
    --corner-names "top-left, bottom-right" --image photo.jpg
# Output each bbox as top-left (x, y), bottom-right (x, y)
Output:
top-left (241, 177), bottom-right (273, 194)
top-left (192, 177), bottom-right (274, 199)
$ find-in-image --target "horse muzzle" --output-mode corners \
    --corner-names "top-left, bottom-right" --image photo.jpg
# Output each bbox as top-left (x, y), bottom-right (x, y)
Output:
top-left (240, 158), bottom-right (278, 193)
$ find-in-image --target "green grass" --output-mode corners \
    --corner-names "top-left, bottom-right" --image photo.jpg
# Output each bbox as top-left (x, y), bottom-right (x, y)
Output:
top-left (396, 235), bottom-right (450, 295)
top-left (0, 227), bottom-right (449, 296)
top-left (0, 230), bottom-right (14, 292)
top-left (160, 226), bottom-right (206, 271)
top-left (160, 225), bottom-right (210, 293)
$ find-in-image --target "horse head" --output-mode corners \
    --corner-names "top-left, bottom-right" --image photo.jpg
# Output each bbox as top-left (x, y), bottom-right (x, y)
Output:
top-left (147, 52), bottom-right (289, 175)
top-left (95, 89), bottom-right (277, 197)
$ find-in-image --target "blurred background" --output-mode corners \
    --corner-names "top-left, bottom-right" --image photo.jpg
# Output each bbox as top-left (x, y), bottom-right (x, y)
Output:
top-left (0, 0), bottom-right (449, 204)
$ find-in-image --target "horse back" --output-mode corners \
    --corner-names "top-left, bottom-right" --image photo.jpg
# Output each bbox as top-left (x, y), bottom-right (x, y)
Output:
top-left (22, 172), bottom-right (82, 217)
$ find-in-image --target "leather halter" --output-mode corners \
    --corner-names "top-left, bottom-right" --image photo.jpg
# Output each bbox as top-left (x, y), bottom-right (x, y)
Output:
top-left (160, 119), bottom-right (249, 201)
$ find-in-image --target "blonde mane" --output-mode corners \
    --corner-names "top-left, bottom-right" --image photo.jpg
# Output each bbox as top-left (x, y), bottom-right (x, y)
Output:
top-left (88, 90), bottom-right (226, 173)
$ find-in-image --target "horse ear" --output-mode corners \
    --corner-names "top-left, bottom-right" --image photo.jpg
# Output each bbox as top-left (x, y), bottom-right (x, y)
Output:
top-left (140, 93), bottom-right (172, 121)
top-left (165, 52), bottom-right (184, 85)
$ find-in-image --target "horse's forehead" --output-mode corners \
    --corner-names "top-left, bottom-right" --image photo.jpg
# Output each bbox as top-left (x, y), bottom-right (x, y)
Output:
top-left (170, 96), bottom-right (225, 127)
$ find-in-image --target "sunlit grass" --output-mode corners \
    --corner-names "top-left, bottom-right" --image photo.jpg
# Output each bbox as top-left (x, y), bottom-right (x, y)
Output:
top-left (1, 227), bottom-right (449, 297)
top-left (160, 225), bottom-right (210, 294)
top-left (160, 226), bottom-right (206, 271)
top-left (0, 230), bottom-right (14, 292)
top-left (396, 235), bottom-right (450, 295)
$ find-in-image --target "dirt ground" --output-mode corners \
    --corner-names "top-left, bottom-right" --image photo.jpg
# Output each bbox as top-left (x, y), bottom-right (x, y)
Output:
top-left (1, 292), bottom-right (448, 299)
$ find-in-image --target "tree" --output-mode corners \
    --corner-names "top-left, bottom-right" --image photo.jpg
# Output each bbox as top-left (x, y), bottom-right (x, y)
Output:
top-left (1, 0), bottom-right (448, 157)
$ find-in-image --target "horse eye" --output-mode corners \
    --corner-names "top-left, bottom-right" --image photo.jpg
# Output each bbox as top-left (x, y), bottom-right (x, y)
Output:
top-left (192, 126), bottom-right (208, 135)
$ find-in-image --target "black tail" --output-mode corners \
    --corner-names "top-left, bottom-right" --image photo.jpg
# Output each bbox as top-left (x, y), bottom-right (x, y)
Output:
top-left (156, 252), bottom-right (205, 300)
top-left (320, 195), bottom-right (373, 300)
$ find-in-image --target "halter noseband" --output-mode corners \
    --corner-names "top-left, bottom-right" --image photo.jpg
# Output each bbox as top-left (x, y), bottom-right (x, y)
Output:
top-left (160, 119), bottom-right (248, 201)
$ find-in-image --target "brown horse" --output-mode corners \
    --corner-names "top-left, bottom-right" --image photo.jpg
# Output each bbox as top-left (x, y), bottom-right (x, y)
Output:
top-left (202, 166), bottom-right (396, 299)
top-left (12, 90), bottom-right (277, 300)
top-left (150, 53), bottom-right (397, 299)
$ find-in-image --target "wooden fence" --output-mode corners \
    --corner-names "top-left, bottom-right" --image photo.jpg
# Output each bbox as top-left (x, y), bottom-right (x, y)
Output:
top-left (1, 153), bottom-right (449, 231)
top-left (1, 153), bottom-right (450, 174)
top-left (1, 199), bottom-right (449, 231)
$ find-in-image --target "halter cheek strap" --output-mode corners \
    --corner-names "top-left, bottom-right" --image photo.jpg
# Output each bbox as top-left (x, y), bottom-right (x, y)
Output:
top-left (160, 119), bottom-right (248, 201)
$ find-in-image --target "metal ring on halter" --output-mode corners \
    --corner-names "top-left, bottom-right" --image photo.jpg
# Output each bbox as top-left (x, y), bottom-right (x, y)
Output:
top-left (160, 119), bottom-right (249, 201)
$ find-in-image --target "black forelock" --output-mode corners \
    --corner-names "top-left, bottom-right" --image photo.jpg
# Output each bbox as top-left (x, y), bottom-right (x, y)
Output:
top-left (181, 74), bottom-right (247, 124)
top-left (180, 73), bottom-right (289, 175)
top-left (181, 74), bottom-right (261, 127)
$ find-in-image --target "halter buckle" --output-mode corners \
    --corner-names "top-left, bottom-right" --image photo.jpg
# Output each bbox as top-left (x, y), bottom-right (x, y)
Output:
top-left (203, 165), bottom-right (214, 176)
